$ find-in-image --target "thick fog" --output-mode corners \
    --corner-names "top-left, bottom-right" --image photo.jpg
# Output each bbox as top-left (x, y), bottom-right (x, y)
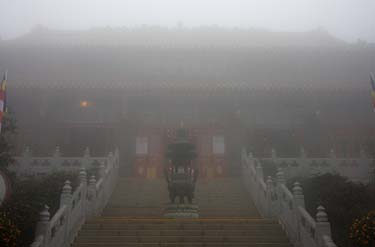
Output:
top-left (0, 0), bottom-right (375, 42)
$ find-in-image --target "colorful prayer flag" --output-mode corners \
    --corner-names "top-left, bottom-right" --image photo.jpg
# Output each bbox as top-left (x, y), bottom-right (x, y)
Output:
top-left (0, 71), bottom-right (7, 133)
top-left (370, 73), bottom-right (375, 112)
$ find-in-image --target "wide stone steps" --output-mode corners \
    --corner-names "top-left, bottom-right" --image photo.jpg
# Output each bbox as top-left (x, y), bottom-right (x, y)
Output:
top-left (72, 178), bottom-right (291, 246)
top-left (73, 218), bottom-right (291, 247)
top-left (73, 243), bottom-right (291, 247)
top-left (104, 178), bottom-right (259, 217)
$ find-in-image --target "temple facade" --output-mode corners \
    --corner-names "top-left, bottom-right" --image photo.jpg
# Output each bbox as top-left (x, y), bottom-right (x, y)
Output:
top-left (2, 28), bottom-right (375, 178)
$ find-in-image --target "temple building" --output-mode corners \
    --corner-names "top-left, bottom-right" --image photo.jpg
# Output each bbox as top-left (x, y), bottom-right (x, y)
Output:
top-left (1, 27), bottom-right (375, 178)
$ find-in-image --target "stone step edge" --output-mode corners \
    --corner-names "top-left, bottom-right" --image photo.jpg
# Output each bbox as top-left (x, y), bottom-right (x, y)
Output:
top-left (89, 217), bottom-right (269, 221)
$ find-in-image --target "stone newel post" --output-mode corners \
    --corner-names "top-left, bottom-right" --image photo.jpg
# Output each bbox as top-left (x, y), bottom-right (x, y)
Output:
top-left (293, 181), bottom-right (305, 245)
top-left (248, 152), bottom-right (253, 160)
top-left (84, 147), bottom-right (90, 158)
top-left (88, 176), bottom-right (97, 201)
top-left (99, 164), bottom-right (106, 179)
top-left (87, 175), bottom-right (97, 218)
top-left (82, 147), bottom-right (90, 169)
top-left (34, 205), bottom-right (50, 243)
top-left (329, 148), bottom-right (336, 160)
top-left (360, 146), bottom-right (366, 159)
top-left (276, 168), bottom-right (286, 185)
top-left (60, 180), bottom-right (72, 207)
top-left (276, 168), bottom-right (285, 214)
top-left (271, 148), bottom-right (277, 162)
top-left (22, 146), bottom-right (31, 158)
top-left (79, 167), bottom-right (87, 185)
top-left (255, 161), bottom-right (264, 180)
top-left (53, 146), bottom-right (61, 158)
top-left (315, 205), bottom-right (333, 246)
top-left (292, 182), bottom-right (305, 208)
top-left (108, 152), bottom-right (114, 162)
top-left (266, 176), bottom-right (275, 217)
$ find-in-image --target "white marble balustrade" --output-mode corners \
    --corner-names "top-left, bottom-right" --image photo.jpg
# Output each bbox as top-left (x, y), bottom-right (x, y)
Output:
top-left (30, 148), bottom-right (119, 247)
top-left (242, 149), bottom-right (337, 247)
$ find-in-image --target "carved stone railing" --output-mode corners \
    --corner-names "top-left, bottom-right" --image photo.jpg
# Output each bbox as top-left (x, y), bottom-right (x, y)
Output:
top-left (242, 150), bottom-right (337, 247)
top-left (30, 148), bottom-right (119, 247)
top-left (259, 148), bottom-right (374, 183)
top-left (11, 146), bottom-right (108, 177)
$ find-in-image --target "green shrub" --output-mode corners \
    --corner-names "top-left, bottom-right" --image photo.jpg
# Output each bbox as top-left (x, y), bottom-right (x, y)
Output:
top-left (288, 174), bottom-right (375, 247)
top-left (0, 171), bottom-right (78, 246)
top-left (349, 210), bottom-right (375, 246)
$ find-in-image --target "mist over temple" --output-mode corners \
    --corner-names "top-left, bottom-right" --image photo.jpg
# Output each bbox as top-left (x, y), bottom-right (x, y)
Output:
top-left (1, 24), bottom-right (375, 247)
top-left (1, 27), bottom-right (375, 156)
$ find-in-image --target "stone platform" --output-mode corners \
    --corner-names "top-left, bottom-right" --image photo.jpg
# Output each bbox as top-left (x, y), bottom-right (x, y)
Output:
top-left (164, 203), bottom-right (199, 218)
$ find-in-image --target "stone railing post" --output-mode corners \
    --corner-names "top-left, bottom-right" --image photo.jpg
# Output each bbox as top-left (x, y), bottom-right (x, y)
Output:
top-left (33, 205), bottom-right (50, 244)
top-left (99, 164), bottom-right (106, 179)
top-left (82, 147), bottom-right (90, 169)
top-left (315, 205), bottom-right (333, 247)
top-left (271, 148), bottom-right (277, 162)
top-left (256, 161), bottom-right (264, 180)
top-left (60, 180), bottom-right (72, 207)
top-left (52, 146), bottom-right (61, 172)
top-left (329, 148), bottom-right (337, 168)
top-left (360, 147), bottom-right (366, 160)
top-left (276, 168), bottom-right (286, 185)
top-left (23, 146), bottom-right (32, 158)
top-left (87, 175), bottom-right (97, 217)
top-left (300, 147), bottom-right (306, 159)
top-left (241, 148), bottom-right (247, 161)
top-left (79, 167), bottom-right (87, 185)
top-left (53, 146), bottom-right (61, 158)
top-left (60, 180), bottom-right (72, 242)
top-left (84, 147), bottom-right (90, 158)
top-left (246, 152), bottom-right (253, 168)
top-left (108, 151), bottom-right (114, 163)
top-left (276, 168), bottom-right (285, 213)
top-left (266, 176), bottom-right (275, 217)
top-left (79, 167), bottom-right (88, 218)
top-left (88, 176), bottom-right (97, 201)
top-left (292, 181), bottom-right (305, 245)
top-left (292, 182), bottom-right (305, 208)
top-left (248, 152), bottom-right (253, 160)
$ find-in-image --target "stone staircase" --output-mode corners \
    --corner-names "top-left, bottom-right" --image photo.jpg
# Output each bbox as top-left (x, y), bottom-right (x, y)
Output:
top-left (72, 178), bottom-right (292, 246)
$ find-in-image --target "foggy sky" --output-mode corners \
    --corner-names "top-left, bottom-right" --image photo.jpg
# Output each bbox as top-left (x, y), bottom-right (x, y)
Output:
top-left (0, 0), bottom-right (375, 42)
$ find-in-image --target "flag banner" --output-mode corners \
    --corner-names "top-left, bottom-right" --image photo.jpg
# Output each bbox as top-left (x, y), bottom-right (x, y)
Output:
top-left (0, 71), bottom-right (7, 134)
top-left (370, 73), bottom-right (375, 112)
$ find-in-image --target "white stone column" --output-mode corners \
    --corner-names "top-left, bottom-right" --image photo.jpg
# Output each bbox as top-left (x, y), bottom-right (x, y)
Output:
top-left (276, 168), bottom-right (286, 185)
top-left (84, 147), bottom-right (90, 158)
top-left (271, 148), bottom-right (277, 162)
top-left (79, 168), bottom-right (87, 185)
top-left (256, 161), bottom-right (264, 180)
top-left (82, 147), bottom-right (91, 169)
top-left (99, 164), bottom-right (106, 179)
top-left (87, 175), bottom-right (97, 218)
top-left (34, 205), bottom-right (50, 244)
top-left (266, 176), bottom-right (275, 217)
top-left (60, 180), bottom-right (72, 207)
top-left (88, 176), bottom-right (97, 201)
top-left (328, 148), bottom-right (338, 174)
top-left (315, 205), bottom-right (333, 247)
top-left (53, 146), bottom-right (61, 158)
top-left (292, 182), bottom-right (305, 208)
top-left (292, 181), bottom-right (305, 246)
top-left (276, 168), bottom-right (285, 214)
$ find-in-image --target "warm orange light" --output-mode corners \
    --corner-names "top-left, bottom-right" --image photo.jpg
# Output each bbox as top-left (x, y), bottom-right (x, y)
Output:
top-left (80, 100), bottom-right (89, 108)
